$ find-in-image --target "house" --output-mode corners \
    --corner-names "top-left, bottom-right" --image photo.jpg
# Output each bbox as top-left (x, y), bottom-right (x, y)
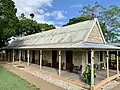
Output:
top-left (2, 18), bottom-right (120, 90)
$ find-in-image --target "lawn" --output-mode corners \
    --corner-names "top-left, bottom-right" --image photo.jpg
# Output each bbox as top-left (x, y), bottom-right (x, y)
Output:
top-left (0, 66), bottom-right (39, 90)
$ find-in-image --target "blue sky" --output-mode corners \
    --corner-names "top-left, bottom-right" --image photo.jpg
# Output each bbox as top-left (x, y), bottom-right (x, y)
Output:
top-left (13, 0), bottom-right (120, 27)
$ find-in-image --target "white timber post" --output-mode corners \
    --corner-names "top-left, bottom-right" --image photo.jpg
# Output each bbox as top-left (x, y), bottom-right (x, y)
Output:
top-left (13, 49), bottom-right (15, 62)
top-left (8, 52), bottom-right (10, 62)
top-left (40, 50), bottom-right (42, 71)
top-left (19, 50), bottom-right (21, 64)
top-left (5, 50), bottom-right (7, 61)
top-left (91, 49), bottom-right (95, 90)
top-left (59, 50), bottom-right (62, 76)
top-left (27, 50), bottom-right (30, 66)
top-left (117, 51), bottom-right (119, 74)
top-left (1, 52), bottom-right (2, 60)
top-left (106, 50), bottom-right (109, 78)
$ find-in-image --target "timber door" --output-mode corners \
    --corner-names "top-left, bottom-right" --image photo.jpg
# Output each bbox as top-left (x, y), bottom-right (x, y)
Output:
top-left (52, 50), bottom-right (57, 68)
top-left (66, 51), bottom-right (73, 71)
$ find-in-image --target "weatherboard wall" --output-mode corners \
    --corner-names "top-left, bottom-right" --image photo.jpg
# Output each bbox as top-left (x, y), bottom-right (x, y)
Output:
top-left (87, 23), bottom-right (104, 43)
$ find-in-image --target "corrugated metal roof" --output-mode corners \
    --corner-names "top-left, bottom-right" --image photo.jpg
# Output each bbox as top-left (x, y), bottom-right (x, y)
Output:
top-left (6, 19), bottom-right (120, 50)
top-left (7, 19), bottom-right (95, 48)
top-left (6, 42), bottom-right (120, 50)
top-left (108, 43), bottom-right (120, 47)
top-left (73, 42), bottom-right (120, 50)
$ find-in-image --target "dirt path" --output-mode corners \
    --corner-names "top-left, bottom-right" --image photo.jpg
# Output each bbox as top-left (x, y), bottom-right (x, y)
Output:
top-left (1, 63), bottom-right (64, 90)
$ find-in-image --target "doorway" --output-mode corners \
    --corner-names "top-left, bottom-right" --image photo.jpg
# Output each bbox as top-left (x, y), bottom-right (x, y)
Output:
top-left (52, 50), bottom-right (57, 68)
top-left (32, 50), bottom-right (35, 63)
top-left (66, 51), bottom-right (73, 71)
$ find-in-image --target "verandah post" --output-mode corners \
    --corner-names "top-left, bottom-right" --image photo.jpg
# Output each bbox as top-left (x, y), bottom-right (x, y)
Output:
top-left (106, 50), bottom-right (109, 78)
top-left (59, 50), bottom-right (61, 76)
top-left (13, 49), bottom-right (15, 62)
top-left (27, 50), bottom-right (30, 66)
top-left (8, 51), bottom-right (10, 62)
top-left (19, 50), bottom-right (21, 64)
top-left (91, 49), bottom-right (95, 90)
top-left (40, 50), bottom-right (42, 71)
top-left (117, 51), bottom-right (119, 74)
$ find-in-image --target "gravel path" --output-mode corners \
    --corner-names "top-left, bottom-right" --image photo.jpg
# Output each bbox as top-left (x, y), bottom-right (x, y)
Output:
top-left (1, 63), bottom-right (64, 90)
top-left (109, 80), bottom-right (120, 90)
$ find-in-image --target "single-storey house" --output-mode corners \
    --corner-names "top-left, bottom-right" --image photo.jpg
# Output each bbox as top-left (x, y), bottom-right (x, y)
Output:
top-left (1, 18), bottom-right (120, 90)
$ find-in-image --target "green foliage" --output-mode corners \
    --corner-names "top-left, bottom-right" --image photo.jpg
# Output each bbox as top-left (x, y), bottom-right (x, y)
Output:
top-left (0, 0), bottom-right (55, 47)
top-left (30, 13), bottom-right (35, 19)
top-left (64, 2), bottom-right (120, 42)
top-left (79, 2), bottom-right (120, 42)
top-left (0, 0), bottom-right (19, 47)
top-left (83, 65), bottom-right (96, 85)
top-left (64, 15), bottom-right (92, 26)
top-left (16, 16), bottom-right (55, 36)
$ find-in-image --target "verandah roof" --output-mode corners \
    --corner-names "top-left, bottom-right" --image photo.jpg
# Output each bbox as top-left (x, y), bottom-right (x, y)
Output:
top-left (5, 42), bottom-right (120, 50)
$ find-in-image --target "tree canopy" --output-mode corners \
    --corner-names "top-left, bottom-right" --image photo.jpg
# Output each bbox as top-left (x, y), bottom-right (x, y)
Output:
top-left (64, 2), bottom-right (120, 42)
top-left (16, 14), bottom-right (55, 36)
top-left (0, 0), bottom-right (55, 47)
top-left (0, 0), bottom-right (19, 47)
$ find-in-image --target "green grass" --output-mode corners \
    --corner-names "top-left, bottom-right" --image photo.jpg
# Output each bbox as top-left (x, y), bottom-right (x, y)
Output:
top-left (0, 66), bottom-right (39, 90)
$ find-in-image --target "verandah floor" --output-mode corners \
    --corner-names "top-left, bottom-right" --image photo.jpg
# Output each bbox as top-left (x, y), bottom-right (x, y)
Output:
top-left (13, 61), bottom-right (118, 85)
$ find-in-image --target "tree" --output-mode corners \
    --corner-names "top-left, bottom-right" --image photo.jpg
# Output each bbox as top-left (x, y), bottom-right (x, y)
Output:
top-left (64, 2), bottom-right (120, 42)
top-left (20, 13), bottom-right (25, 19)
top-left (64, 15), bottom-right (92, 26)
top-left (17, 14), bottom-right (55, 36)
top-left (0, 0), bottom-right (55, 47)
top-left (0, 0), bottom-right (19, 47)
top-left (30, 13), bottom-right (34, 20)
top-left (79, 2), bottom-right (120, 42)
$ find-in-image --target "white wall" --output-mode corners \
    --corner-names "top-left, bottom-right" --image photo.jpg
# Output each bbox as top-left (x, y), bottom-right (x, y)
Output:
top-left (35, 50), bottom-right (39, 60)
top-left (82, 51), bottom-right (88, 73)
top-left (61, 51), bottom-right (66, 69)
top-left (20, 50), bottom-right (106, 73)
top-left (94, 51), bottom-right (100, 64)
top-left (43, 51), bottom-right (52, 63)
top-left (22, 50), bottom-right (25, 61)
top-left (72, 51), bottom-right (88, 73)
top-left (73, 51), bottom-right (82, 66)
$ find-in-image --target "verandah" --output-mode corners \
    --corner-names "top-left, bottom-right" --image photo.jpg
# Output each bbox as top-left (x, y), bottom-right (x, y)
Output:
top-left (1, 48), bottom-right (120, 90)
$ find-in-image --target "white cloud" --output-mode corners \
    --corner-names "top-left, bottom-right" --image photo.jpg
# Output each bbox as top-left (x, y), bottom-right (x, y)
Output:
top-left (70, 4), bottom-right (82, 8)
top-left (45, 11), bottom-right (65, 20)
top-left (13, 0), bottom-right (53, 23)
top-left (52, 11), bottom-right (65, 19)
top-left (13, 0), bottom-right (66, 26)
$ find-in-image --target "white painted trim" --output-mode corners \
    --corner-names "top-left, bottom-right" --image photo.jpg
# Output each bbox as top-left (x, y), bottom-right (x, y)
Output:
top-left (40, 50), bottom-right (42, 70)
top-left (106, 51), bottom-right (109, 78)
top-left (19, 50), bottom-right (21, 64)
top-left (27, 50), bottom-right (30, 66)
top-left (117, 51), bottom-right (119, 74)
top-left (13, 49), bottom-right (15, 62)
top-left (59, 50), bottom-right (62, 76)
top-left (91, 49), bottom-right (94, 89)
top-left (84, 18), bottom-right (97, 42)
